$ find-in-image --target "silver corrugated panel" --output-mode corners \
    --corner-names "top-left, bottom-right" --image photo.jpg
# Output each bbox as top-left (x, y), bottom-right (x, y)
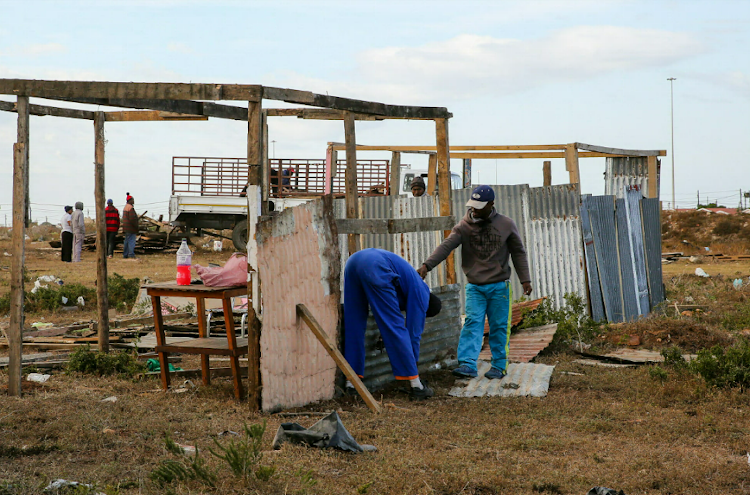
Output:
top-left (452, 185), bottom-right (530, 312)
top-left (580, 195), bottom-right (606, 321)
top-left (604, 157), bottom-right (660, 199)
top-left (641, 198), bottom-right (665, 309)
top-left (624, 188), bottom-right (650, 315)
top-left (587, 195), bottom-right (625, 322)
top-left (359, 195), bottom-right (393, 251)
top-left (525, 185), bottom-right (586, 311)
top-left (333, 198), bottom-right (349, 294)
top-left (392, 195), bottom-right (446, 289)
top-left (616, 198), bottom-right (640, 321)
top-left (362, 284), bottom-right (462, 391)
top-left (448, 361), bottom-right (555, 398)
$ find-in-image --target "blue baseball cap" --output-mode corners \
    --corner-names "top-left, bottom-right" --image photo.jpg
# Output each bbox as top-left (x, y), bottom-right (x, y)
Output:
top-left (466, 185), bottom-right (495, 209)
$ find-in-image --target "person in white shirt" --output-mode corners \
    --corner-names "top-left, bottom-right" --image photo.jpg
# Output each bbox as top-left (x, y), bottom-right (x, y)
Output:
top-left (60, 206), bottom-right (73, 262)
top-left (71, 202), bottom-right (85, 262)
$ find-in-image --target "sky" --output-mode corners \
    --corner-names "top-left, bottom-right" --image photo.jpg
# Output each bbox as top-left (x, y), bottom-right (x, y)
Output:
top-left (0, 0), bottom-right (748, 224)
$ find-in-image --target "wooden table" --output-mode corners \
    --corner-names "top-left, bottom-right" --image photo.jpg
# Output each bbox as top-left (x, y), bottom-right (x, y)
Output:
top-left (143, 282), bottom-right (248, 400)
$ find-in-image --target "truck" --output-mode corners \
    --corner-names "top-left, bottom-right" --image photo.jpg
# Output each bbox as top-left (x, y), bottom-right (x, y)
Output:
top-left (169, 156), bottom-right (462, 250)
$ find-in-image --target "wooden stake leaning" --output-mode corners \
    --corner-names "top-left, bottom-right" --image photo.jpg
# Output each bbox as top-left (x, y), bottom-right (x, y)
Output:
top-left (296, 304), bottom-right (381, 413)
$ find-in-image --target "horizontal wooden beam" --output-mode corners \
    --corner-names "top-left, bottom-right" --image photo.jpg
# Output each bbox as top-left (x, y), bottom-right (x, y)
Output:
top-left (46, 96), bottom-right (248, 120)
top-left (330, 144), bottom-right (568, 152)
top-left (266, 108), bottom-right (383, 121)
top-left (576, 142), bottom-right (666, 157)
top-left (336, 216), bottom-right (455, 234)
top-left (450, 151), bottom-right (664, 159)
top-left (263, 86), bottom-right (451, 119)
top-left (0, 79), bottom-right (262, 101)
top-left (103, 110), bottom-right (208, 122)
top-left (0, 99), bottom-right (95, 120)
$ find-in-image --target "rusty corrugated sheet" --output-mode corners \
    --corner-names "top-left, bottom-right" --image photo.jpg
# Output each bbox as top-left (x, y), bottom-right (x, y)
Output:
top-left (483, 297), bottom-right (546, 335)
top-left (448, 361), bottom-right (555, 398)
top-left (525, 184), bottom-right (586, 311)
top-left (362, 284), bottom-right (461, 391)
top-left (257, 198), bottom-right (341, 412)
top-left (480, 323), bottom-right (558, 363)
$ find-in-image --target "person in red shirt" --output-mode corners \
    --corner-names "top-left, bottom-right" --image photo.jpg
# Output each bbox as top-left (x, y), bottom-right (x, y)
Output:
top-left (105, 199), bottom-right (120, 259)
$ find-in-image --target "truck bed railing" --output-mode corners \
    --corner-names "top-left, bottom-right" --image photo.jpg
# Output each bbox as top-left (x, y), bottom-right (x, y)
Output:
top-left (172, 157), bottom-right (389, 197)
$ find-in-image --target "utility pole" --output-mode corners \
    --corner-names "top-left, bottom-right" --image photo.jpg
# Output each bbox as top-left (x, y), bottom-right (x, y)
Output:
top-left (668, 77), bottom-right (676, 211)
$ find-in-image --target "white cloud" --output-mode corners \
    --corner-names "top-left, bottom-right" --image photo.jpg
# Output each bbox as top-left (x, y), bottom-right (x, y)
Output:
top-left (0, 43), bottom-right (67, 57)
top-left (167, 42), bottom-right (194, 55)
top-left (353, 26), bottom-right (705, 102)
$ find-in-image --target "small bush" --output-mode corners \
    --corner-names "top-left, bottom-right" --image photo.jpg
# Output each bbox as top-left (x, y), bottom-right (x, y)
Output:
top-left (713, 218), bottom-right (742, 236)
top-left (208, 422), bottom-right (274, 485)
top-left (66, 345), bottom-right (145, 377)
top-left (518, 293), bottom-right (598, 349)
top-left (690, 339), bottom-right (750, 391)
top-left (107, 273), bottom-right (140, 311)
top-left (150, 433), bottom-right (216, 489)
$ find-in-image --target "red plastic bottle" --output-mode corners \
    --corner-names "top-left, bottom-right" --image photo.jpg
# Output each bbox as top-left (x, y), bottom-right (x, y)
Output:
top-left (176, 239), bottom-right (192, 285)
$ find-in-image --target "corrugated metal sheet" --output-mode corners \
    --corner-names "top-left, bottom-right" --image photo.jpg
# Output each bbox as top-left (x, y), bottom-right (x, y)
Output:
top-left (616, 198), bottom-right (640, 321)
top-left (587, 195), bottom-right (625, 322)
top-left (359, 195), bottom-right (393, 251)
top-left (624, 187), bottom-right (650, 315)
top-left (448, 361), bottom-right (555, 398)
top-left (452, 185), bottom-right (530, 312)
top-left (392, 195), bottom-right (446, 289)
top-left (604, 157), bottom-right (660, 199)
top-left (580, 195), bottom-right (606, 321)
top-left (525, 185), bottom-right (586, 311)
top-left (641, 198), bottom-right (665, 309)
top-left (362, 284), bottom-right (461, 391)
top-left (257, 199), bottom-right (341, 412)
top-left (479, 323), bottom-right (558, 363)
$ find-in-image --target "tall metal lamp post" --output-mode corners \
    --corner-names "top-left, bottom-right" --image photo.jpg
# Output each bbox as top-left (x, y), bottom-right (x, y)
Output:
top-left (668, 77), bottom-right (676, 210)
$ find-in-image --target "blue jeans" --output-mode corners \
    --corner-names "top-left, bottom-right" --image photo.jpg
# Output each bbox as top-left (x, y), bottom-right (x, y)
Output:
top-left (123, 233), bottom-right (136, 258)
top-left (457, 281), bottom-right (512, 372)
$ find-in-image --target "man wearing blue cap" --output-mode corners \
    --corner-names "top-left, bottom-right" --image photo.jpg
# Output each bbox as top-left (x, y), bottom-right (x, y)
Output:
top-left (417, 185), bottom-right (532, 380)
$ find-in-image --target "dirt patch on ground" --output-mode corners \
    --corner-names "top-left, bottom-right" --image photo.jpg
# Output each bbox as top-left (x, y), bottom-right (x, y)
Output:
top-left (662, 210), bottom-right (750, 255)
top-left (601, 318), bottom-right (733, 352)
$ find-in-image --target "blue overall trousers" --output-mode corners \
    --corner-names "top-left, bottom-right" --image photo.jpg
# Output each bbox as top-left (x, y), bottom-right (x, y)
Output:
top-left (344, 249), bottom-right (430, 380)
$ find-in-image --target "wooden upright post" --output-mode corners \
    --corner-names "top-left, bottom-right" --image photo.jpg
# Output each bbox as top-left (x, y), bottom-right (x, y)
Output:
top-left (246, 100), bottom-right (262, 410)
top-left (426, 153), bottom-right (438, 195)
top-left (390, 151), bottom-right (401, 197)
top-left (344, 112), bottom-right (361, 255)
top-left (647, 155), bottom-right (658, 199)
top-left (262, 109), bottom-right (269, 208)
top-left (94, 112), bottom-right (109, 352)
top-left (17, 97), bottom-right (30, 227)
top-left (8, 142), bottom-right (26, 396)
top-left (543, 160), bottom-right (552, 187)
top-left (435, 118), bottom-right (456, 285)
top-left (565, 143), bottom-right (580, 185)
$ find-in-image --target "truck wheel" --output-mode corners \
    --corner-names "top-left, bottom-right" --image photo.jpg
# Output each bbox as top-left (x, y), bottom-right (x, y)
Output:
top-left (232, 222), bottom-right (248, 251)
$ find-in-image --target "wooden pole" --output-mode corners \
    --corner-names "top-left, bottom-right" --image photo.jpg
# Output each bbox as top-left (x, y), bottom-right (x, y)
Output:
top-left (435, 118), bottom-right (456, 285)
top-left (390, 151), bottom-right (401, 197)
top-left (8, 142), bottom-right (26, 396)
top-left (262, 109), bottom-right (269, 211)
top-left (426, 153), bottom-right (438, 195)
top-left (16, 97), bottom-right (30, 227)
top-left (344, 112), bottom-right (361, 255)
top-left (543, 160), bottom-right (552, 187)
top-left (94, 112), bottom-right (109, 353)
top-left (463, 158), bottom-right (472, 188)
top-left (565, 143), bottom-right (580, 185)
top-left (297, 304), bottom-right (381, 413)
top-left (647, 155), bottom-right (658, 199)
top-left (247, 100), bottom-right (262, 410)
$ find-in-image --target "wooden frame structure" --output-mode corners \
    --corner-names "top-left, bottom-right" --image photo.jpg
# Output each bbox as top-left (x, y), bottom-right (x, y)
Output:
top-left (0, 79), bottom-right (453, 408)
top-left (330, 143), bottom-right (667, 199)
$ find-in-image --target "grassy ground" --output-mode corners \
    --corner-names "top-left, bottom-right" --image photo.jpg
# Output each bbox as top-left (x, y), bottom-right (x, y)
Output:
top-left (1, 227), bottom-right (750, 494)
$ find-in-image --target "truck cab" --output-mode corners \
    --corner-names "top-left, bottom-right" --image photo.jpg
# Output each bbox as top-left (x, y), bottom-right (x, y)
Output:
top-left (399, 169), bottom-right (463, 196)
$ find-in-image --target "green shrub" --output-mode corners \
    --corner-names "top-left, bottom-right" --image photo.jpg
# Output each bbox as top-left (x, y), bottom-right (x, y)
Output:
top-left (149, 433), bottom-right (216, 489)
top-left (518, 293), bottom-right (598, 348)
top-left (107, 273), bottom-right (140, 311)
top-left (65, 345), bottom-right (145, 377)
top-left (690, 339), bottom-right (750, 391)
top-left (207, 422), bottom-right (273, 485)
top-left (713, 218), bottom-right (742, 236)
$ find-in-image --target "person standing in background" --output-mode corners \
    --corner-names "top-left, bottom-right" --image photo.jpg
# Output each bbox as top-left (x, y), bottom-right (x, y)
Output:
top-left (60, 206), bottom-right (73, 262)
top-left (122, 194), bottom-right (138, 259)
top-left (71, 202), bottom-right (85, 262)
top-left (105, 199), bottom-right (120, 259)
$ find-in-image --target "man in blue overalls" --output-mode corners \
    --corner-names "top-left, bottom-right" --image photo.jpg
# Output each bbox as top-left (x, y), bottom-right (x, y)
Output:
top-left (344, 248), bottom-right (442, 400)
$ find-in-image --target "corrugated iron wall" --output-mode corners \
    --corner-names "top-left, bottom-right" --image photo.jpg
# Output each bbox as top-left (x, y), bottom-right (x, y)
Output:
top-left (257, 198), bottom-right (341, 412)
top-left (604, 157), bottom-right (660, 199)
top-left (525, 184), bottom-right (587, 310)
top-left (641, 198), bottom-right (665, 309)
top-left (362, 284), bottom-right (461, 391)
top-left (392, 195), bottom-right (446, 288)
